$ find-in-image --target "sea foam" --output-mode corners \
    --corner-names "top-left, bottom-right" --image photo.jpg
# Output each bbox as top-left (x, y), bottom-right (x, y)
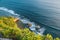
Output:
top-left (0, 7), bottom-right (46, 35)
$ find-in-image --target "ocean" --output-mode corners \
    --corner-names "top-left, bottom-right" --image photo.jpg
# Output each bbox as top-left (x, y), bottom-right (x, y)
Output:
top-left (0, 0), bottom-right (60, 37)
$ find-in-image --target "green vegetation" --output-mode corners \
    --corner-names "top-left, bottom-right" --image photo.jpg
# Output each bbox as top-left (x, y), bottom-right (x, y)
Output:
top-left (0, 16), bottom-right (60, 40)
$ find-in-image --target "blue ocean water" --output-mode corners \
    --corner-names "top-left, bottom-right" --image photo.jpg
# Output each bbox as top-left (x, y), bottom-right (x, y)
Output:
top-left (0, 0), bottom-right (60, 37)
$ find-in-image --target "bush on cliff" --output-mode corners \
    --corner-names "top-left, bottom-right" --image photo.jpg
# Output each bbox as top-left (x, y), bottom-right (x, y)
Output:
top-left (0, 16), bottom-right (60, 40)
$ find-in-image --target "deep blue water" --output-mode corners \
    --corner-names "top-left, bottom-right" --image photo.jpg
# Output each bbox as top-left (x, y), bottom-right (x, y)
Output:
top-left (0, 0), bottom-right (60, 37)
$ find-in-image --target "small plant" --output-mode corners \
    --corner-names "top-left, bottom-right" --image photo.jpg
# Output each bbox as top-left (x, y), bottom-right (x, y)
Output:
top-left (0, 16), bottom-right (60, 40)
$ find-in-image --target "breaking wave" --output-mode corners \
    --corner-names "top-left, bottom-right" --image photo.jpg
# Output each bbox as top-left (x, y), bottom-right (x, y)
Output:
top-left (0, 7), bottom-right (46, 35)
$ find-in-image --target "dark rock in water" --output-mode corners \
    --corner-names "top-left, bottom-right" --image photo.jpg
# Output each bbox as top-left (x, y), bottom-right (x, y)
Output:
top-left (14, 18), bottom-right (32, 29)
top-left (25, 23), bottom-right (32, 28)
top-left (27, 23), bottom-right (32, 27)
top-left (35, 25), bottom-right (40, 31)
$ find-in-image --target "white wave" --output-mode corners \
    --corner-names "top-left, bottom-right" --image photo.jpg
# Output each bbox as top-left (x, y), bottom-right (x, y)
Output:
top-left (0, 7), bottom-right (19, 16)
top-left (0, 7), bottom-right (46, 35)
top-left (38, 27), bottom-right (46, 35)
top-left (21, 18), bottom-right (46, 35)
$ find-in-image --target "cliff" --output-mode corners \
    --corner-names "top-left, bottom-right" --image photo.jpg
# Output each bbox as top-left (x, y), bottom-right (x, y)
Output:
top-left (0, 16), bottom-right (59, 40)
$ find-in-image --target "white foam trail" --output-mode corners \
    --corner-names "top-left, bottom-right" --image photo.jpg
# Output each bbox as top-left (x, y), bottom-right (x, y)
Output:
top-left (38, 27), bottom-right (46, 35)
top-left (0, 7), bottom-right (19, 16)
top-left (21, 18), bottom-right (46, 35)
top-left (0, 7), bottom-right (46, 35)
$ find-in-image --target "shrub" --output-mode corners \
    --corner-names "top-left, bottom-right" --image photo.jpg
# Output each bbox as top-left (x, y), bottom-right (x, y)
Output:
top-left (0, 16), bottom-right (60, 40)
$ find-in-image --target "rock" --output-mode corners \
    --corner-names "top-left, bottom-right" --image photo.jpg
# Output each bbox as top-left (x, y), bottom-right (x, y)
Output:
top-left (14, 18), bottom-right (32, 29)
top-left (14, 18), bottom-right (19, 22)
top-left (26, 23), bottom-right (32, 27)
top-left (14, 18), bottom-right (25, 29)
top-left (35, 25), bottom-right (40, 30)
top-left (35, 25), bottom-right (41, 33)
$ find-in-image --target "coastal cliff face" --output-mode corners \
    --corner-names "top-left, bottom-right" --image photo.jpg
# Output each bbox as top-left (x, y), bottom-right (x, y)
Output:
top-left (0, 16), bottom-right (60, 40)
top-left (14, 18), bottom-right (25, 29)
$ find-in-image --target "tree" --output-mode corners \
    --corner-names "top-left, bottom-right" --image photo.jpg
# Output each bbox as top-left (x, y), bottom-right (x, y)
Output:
top-left (45, 34), bottom-right (53, 40)
top-left (54, 38), bottom-right (60, 40)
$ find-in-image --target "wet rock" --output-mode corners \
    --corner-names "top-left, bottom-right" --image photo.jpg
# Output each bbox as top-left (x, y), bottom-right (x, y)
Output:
top-left (25, 23), bottom-right (32, 28)
top-left (14, 18), bottom-right (19, 22)
top-left (35, 25), bottom-right (40, 30)
top-left (14, 18), bottom-right (25, 29)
